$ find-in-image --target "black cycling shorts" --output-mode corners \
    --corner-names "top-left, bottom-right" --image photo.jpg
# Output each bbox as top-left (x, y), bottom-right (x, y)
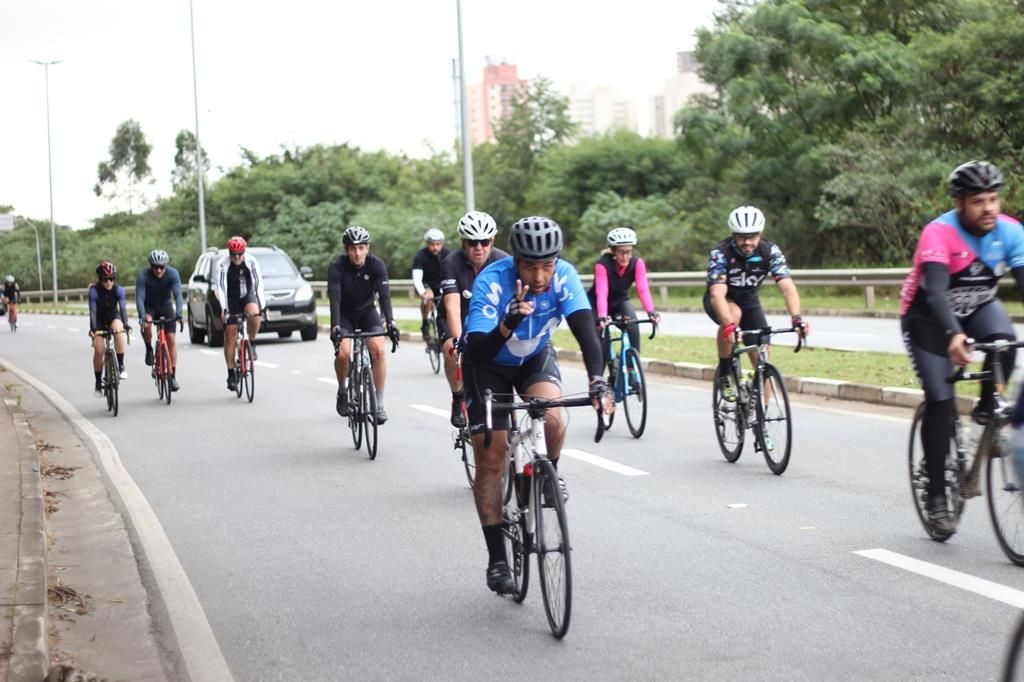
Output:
top-left (337, 308), bottom-right (384, 336)
top-left (463, 345), bottom-right (562, 435)
top-left (703, 291), bottom-right (769, 346)
top-left (902, 300), bottom-right (1015, 402)
top-left (145, 302), bottom-right (177, 333)
top-left (226, 293), bottom-right (260, 323)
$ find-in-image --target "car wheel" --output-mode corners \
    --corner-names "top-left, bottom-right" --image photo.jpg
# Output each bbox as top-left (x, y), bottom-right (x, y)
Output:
top-left (278, 330), bottom-right (293, 339)
top-left (206, 306), bottom-right (224, 347)
top-left (300, 324), bottom-right (318, 341)
top-left (188, 311), bottom-right (205, 344)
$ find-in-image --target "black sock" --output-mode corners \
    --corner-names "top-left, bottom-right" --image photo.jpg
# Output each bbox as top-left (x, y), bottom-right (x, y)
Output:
top-left (116, 352), bottom-right (124, 369)
top-left (452, 390), bottom-right (464, 402)
top-left (94, 370), bottom-right (102, 383)
top-left (718, 357), bottom-right (734, 374)
top-left (482, 524), bottom-right (506, 565)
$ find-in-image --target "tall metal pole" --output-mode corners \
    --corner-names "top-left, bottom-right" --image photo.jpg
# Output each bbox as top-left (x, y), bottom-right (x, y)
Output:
top-left (188, 0), bottom-right (208, 252)
top-left (32, 59), bottom-right (61, 305)
top-left (455, 0), bottom-right (475, 211)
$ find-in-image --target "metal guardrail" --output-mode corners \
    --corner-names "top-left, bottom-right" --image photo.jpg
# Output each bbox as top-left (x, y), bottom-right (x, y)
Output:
top-left (15, 268), bottom-right (913, 309)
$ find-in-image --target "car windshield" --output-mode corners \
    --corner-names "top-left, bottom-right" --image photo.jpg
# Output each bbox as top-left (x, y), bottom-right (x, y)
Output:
top-left (253, 253), bottom-right (298, 278)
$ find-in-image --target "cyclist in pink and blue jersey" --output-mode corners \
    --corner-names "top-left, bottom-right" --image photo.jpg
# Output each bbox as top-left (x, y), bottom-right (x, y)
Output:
top-left (901, 160), bottom-right (1024, 535)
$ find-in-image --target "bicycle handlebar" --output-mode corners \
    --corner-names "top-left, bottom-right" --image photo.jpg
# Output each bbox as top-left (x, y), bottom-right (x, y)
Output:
top-left (946, 337), bottom-right (1024, 383)
top-left (604, 316), bottom-right (658, 341)
top-left (734, 325), bottom-right (805, 353)
top-left (91, 327), bottom-right (132, 345)
top-left (331, 329), bottom-right (399, 354)
top-left (482, 389), bottom-right (606, 449)
top-left (149, 316), bottom-right (184, 332)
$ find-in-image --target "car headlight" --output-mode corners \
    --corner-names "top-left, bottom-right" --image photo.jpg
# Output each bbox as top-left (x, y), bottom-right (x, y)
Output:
top-left (294, 283), bottom-right (314, 302)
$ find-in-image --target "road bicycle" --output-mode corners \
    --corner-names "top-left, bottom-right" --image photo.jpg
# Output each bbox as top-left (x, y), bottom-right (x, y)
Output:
top-left (599, 316), bottom-right (657, 438)
top-left (484, 389), bottom-right (605, 639)
top-left (226, 311), bottom-right (263, 403)
top-left (150, 316), bottom-right (182, 405)
top-left (333, 329), bottom-right (398, 460)
top-left (93, 327), bottom-right (129, 417)
top-left (712, 325), bottom-right (803, 475)
top-left (423, 299), bottom-right (442, 374)
top-left (4, 297), bottom-right (16, 332)
top-left (909, 338), bottom-right (1024, 561)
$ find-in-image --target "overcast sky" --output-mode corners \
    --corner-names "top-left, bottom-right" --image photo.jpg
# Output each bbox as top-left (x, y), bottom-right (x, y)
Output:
top-left (1, 1), bottom-right (721, 229)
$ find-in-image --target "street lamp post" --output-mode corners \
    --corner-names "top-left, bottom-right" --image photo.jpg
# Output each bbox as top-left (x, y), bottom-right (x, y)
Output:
top-left (31, 59), bottom-right (62, 305)
top-left (455, 0), bottom-right (475, 211)
top-left (188, 0), bottom-right (208, 252)
top-left (29, 224), bottom-right (44, 292)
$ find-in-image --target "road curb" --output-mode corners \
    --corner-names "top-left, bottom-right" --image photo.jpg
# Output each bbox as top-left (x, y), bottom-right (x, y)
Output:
top-left (3, 390), bottom-right (49, 682)
top-left (552, 347), bottom-right (978, 415)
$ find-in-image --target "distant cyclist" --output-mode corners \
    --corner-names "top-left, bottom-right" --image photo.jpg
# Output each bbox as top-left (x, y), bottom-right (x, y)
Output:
top-left (705, 206), bottom-right (807, 401)
top-left (88, 261), bottom-right (129, 395)
top-left (461, 216), bottom-right (612, 595)
top-left (901, 160), bottom-right (1024, 536)
top-left (136, 249), bottom-right (184, 392)
top-left (2, 274), bottom-right (19, 323)
top-left (412, 228), bottom-right (452, 340)
top-left (439, 211), bottom-right (509, 427)
top-left (328, 226), bottom-right (400, 424)
top-left (214, 236), bottom-right (266, 391)
top-left (587, 227), bottom-right (661, 369)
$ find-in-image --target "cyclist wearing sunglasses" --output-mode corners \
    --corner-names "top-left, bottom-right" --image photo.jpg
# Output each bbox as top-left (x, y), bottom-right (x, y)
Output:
top-left (214, 236), bottom-right (266, 391)
top-left (136, 249), bottom-right (184, 391)
top-left (412, 228), bottom-right (452, 341)
top-left (705, 205), bottom-right (807, 402)
top-left (88, 261), bottom-right (130, 394)
top-left (438, 211), bottom-right (509, 427)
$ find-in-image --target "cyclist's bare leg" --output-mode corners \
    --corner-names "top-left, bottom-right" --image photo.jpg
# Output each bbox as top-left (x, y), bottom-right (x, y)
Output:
top-left (716, 301), bottom-right (743, 359)
top-left (244, 302), bottom-right (260, 343)
top-left (166, 332), bottom-right (178, 371)
top-left (141, 315), bottom-right (154, 347)
top-left (521, 381), bottom-right (566, 463)
top-left (92, 334), bottom-right (105, 372)
top-left (369, 336), bottom-right (387, 391)
top-left (470, 431), bottom-right (508, 526)
top-left (333, 338), bottom-right (352, 385)
top-left (223, 321), bottom-right (238, 367)
top-left (442, 338), bottom-right (460, 391)
top-left (110, 319), bottom-right (126, 354)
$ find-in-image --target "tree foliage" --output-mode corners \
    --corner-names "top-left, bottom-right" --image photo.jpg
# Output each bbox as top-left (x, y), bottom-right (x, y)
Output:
top-left (171, 129), bottom-right (210, 191)
top-left (94, 119), bottom-right (153, 214)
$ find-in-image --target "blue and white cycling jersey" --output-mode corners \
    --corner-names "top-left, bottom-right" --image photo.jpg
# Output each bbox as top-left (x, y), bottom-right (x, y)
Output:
top-left (464, 257), bottom-right (590, 366)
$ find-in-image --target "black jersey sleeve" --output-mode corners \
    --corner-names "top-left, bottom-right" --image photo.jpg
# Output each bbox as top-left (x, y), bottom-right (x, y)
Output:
top-left (327, 258), bottom-right (343, 329)
top-left (566, 309), bottom-right (604, 378)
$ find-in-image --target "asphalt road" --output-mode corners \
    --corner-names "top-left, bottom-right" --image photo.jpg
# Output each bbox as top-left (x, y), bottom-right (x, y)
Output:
top-left (4, 314), bottom-right (1024, 680)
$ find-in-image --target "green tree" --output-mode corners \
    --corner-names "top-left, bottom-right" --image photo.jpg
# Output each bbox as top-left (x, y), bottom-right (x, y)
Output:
top-left (171, 129), bottom-right (210, 191)
top-left (94, 119), bottom-right (153, 214)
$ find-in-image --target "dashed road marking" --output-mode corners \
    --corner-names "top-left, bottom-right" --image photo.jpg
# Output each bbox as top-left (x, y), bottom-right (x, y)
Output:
top-left (317, 377), bottom-right (338, 386)
top-left (561, 448), bottom-right (649, 476)
top-left (411, 404), bottom-right (449, 419)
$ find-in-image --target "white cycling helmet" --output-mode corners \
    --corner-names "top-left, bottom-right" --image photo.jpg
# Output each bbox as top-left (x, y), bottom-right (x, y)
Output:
top-left (4, 275), bottom-right (14, 283)
top-left (424, 228), bottom-right (445, 243)
top-left (148, 249), bottom-right (170, 266)
top-left (457, 211), bottom-right (498, 240)
top-left (510, 216), bottom-right (563, 261)
top-left (607, 227), bottom-right (637, 246)
top-left (727, 206), bottom-right (765, 234)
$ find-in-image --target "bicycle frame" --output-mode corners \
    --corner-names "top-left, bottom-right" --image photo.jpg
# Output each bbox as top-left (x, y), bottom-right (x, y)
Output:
top-left (602, 318), bottom-right (657, 403)
top-left (730, 325), bottom-right (803, 416)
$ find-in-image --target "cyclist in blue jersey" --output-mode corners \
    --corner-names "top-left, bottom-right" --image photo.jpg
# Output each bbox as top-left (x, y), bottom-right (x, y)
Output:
top-left (901, 161), bottom-right (1024, 535)
top-left (88, 261), bottom-right (130, 394)
top-left (136, 249), bottom-right (185, 392)
top-left (461, 216), bottom-right (612, 595)
top-left (705, 206), bottom-right (807, 401)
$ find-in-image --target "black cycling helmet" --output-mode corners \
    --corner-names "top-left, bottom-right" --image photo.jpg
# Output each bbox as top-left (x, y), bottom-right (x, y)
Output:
top-left (509, 216), bottom-right (563, 261)
top-left (342, 225), bottom-right (371, 246)
top-left (949, 160), bottom-right (1004, 197)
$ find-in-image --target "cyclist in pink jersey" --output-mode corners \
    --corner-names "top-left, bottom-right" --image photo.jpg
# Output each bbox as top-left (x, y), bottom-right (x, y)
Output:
top-left (586, 228), bottom-right (660, 365)
top-left (901, 160), bottom-right (1024, 535)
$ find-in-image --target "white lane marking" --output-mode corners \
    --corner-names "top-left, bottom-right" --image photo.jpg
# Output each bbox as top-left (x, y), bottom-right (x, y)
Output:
top-left (254, 361), bottom-right (278, 368)
top-left (855, 548), bottom-right (1024, 608)
top-left (561, 448), bottom-right (649, 476)
top-left (317, 377), bottom-right (338, 386)
top-left (46, 325), bottom-right (55, 329)
top-left (69, 327), bottom-right (80, 333)
top-left (727, 503), bottom-right (747, 509)
top-left (411, 404), bottom-right (449, 419)
top-left (198, 349), bottom-right (219, 356)
top-left (291, 370), bottom-right (301, 374)
top-left (0, 357), bottom-right (234, 681)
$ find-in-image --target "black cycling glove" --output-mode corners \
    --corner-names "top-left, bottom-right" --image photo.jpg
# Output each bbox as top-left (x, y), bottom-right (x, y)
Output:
top-left (503, 297), bottom-right (528, 330)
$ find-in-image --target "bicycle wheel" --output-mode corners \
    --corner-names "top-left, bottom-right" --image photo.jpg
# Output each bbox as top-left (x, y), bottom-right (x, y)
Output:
top-left (348, 368), bottom-right (362, 450)
top-left (1002, 610), bottom-right (1024, 681)
top-left (154, 347), bottom-right (164, 401)
top-left (534, 458), bottom-right (571, 639)
top-left (105, 350), bottom-right (119, 417)
top-left (363, 366), bottom-right (378, 460)
top-left (987, 423), bottom-right (1024, 565)
top-left (234, 350), bottom-right (244, 399)
top-left (756, 364), bottom-right (792, 475)
top-left (600, 361), bottom-right (616, 430)
top-left (502, 508), bottom-right (530, 603)
top-left (622, 348), bottom-right (647, 438)
top-left (712, 365), bottom-right (744, 462)
top-left (243, 341), bottom-right (255, 403)
top-left (161, 344), bottom-right (172, 405)
top-left (458, 430), bottom-right (475, 489)
top-left (908, 403), bottom-right (963, 542)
